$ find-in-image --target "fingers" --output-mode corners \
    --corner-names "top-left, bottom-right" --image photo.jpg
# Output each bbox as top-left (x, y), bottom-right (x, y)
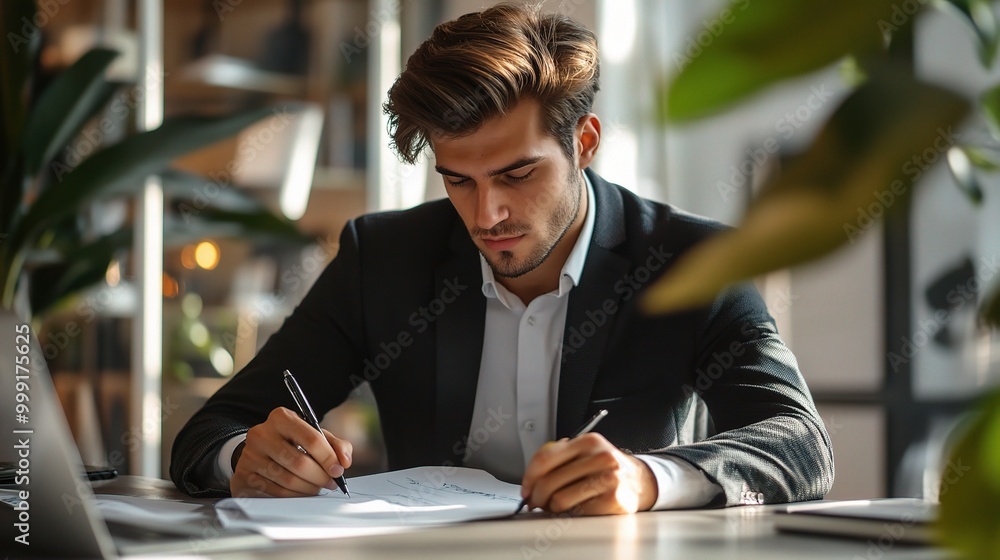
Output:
top-left (520, 433), bottom-right (656, 515)
top-left (230, 407), bottom-right (353, 498)
top-left (523, 435), bottom-right (621, 510)
top-left (520, 434), bottom-right (597, 501)
top-left (231, 424), bottom-right (330, 497)
top-left (324, 429), bottom-right (353, 474)
top-left (229, 457), bottom-right (318, 498)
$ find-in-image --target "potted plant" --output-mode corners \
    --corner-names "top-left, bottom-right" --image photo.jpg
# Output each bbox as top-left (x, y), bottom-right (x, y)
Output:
top-left (0, 1), bottom-right (308, 319)
top-left (644, 1), bottom-right (999, 557)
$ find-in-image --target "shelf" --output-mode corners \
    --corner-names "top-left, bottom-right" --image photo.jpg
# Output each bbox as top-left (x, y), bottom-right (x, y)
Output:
top-left (312, 166), bottom-right (366, 192)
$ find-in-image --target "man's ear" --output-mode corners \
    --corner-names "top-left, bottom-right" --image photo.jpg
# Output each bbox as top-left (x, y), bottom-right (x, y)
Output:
top-left (576, 113), bottom-right (601, 169)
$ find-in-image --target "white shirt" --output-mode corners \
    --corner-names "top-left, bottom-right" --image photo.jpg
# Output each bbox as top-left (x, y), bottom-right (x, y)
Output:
top-left (462, 172), bottom-right (721, 510)
top-left (217, 173), bottom-right (721, 509)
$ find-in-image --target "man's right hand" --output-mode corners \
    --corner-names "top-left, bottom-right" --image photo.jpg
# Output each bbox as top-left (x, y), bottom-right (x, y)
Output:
top-left (230, 407), bottom-right (353, 498)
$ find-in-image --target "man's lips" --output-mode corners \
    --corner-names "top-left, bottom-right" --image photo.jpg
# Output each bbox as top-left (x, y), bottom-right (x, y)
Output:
top-left (481, 235), bottom-right (524, 251)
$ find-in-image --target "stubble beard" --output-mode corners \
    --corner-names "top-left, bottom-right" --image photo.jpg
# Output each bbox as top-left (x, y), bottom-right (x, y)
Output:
top-left (483, 169), bottom-right (583, 279)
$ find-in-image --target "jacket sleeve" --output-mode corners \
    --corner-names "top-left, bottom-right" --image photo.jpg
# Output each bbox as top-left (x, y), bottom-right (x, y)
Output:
top-left (652, 283), bottom-right (835, 506)
top-left (169, 220), bottom-right (368, 497)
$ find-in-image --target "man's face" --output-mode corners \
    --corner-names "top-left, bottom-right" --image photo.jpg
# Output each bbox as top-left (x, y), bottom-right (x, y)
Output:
top-left (433, 99), bottom-right (584, 278)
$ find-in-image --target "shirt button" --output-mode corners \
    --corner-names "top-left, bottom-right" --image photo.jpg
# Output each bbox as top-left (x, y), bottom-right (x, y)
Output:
top-left (523, 421), bottom-right (535, 431)
top-left (527, 316), bottom-right (536, 326)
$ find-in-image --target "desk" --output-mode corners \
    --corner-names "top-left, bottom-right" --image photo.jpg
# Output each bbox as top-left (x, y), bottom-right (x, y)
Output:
top-left (94, 476), bottom-right (947, 559)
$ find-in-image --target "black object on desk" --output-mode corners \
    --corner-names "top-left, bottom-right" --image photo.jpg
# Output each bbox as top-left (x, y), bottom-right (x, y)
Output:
top-left (0, 461), bottom-right (117, 484)
top-left (283, 368), bottom-right (351, 497)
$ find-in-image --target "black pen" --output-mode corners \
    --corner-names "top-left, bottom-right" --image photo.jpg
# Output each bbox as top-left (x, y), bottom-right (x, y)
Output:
top-left (282, 369), bottom-right (351, 497)
top-left (514, 409), bottom-right (609, 514)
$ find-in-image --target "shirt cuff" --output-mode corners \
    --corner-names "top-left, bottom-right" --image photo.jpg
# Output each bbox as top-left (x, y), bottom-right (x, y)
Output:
top-left (215, 434), bottom-right (248, 484)
top-left (634, 454), bottom-right (723, 510)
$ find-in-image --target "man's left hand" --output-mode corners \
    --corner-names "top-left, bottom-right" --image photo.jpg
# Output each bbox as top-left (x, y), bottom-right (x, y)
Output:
top-left (519, 432), bottom-right (658, 515)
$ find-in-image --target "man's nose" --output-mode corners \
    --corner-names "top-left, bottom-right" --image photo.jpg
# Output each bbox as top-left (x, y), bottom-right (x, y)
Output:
top-left (476, 184), bottom-right (509, 230)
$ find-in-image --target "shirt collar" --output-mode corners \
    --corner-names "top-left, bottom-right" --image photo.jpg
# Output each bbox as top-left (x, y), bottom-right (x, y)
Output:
top-left (480, 171), bottom-right (597, 302)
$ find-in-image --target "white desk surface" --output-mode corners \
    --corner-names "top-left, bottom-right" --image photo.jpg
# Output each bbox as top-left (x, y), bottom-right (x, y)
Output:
top-left (95, 476), bottom-right (949, 560)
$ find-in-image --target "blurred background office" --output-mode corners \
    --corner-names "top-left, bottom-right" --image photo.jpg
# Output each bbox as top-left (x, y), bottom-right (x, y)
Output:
top-left (16, 0), bottom-right (1000, 503)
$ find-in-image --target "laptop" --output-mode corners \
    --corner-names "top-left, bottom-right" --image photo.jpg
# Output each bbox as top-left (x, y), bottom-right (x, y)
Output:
top-left (0, 310), bottom-right (272, 557)
top-left (773, 498), bottom-right (937, 544)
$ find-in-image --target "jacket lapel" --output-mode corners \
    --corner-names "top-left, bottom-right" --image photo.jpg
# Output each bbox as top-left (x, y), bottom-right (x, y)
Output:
top-left (434, 224), bottom-right (486, 465)
top-left (556, 171), bottom-right (632, 437)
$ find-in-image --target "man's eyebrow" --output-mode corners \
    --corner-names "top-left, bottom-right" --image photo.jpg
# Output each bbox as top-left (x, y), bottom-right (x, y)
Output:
top-left (434, 156), bottom-right (544, 179)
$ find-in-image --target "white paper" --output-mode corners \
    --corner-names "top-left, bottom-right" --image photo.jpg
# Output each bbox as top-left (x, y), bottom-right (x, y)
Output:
top-left (93, 494), bottom-right (208, 524)
top-left (215, 466), bottom-right (522, 540)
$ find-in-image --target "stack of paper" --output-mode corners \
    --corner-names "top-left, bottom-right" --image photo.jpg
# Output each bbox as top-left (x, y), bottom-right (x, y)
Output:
top-left (216, 466), bottom-right (523, 540)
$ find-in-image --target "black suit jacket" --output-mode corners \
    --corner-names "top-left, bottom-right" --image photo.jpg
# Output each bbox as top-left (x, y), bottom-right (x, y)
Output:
top-left (170, 170), bottom-right (834, 506)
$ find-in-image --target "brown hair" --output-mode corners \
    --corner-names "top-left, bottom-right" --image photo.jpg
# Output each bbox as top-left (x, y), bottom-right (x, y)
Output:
top-left (384, 2), bottom-right (600, 165)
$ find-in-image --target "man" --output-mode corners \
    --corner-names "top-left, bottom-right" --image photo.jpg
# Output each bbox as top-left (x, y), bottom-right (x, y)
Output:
top-left (171, 3), bottom-right (833, 514)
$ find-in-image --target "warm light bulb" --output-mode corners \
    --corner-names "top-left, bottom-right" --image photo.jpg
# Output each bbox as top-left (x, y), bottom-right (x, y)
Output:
top-left (181, 245), bottom-right (197, 270)
top-left (105, 260), bottom-right (121, 287)
top-left (194, 241), bottom-right (220, 270)
top-left (211, 346), bottom-right (235, 376)
top-left (162, 273), bottom-right (179, 298)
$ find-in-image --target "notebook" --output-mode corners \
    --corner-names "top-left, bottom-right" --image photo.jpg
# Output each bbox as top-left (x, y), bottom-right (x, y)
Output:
top-left (0, 310), bottom-right (272, 557)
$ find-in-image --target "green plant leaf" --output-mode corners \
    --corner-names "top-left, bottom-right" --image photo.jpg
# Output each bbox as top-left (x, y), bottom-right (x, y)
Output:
top-left (982, 281), bottom-right (1000, 327)
top-left (0, 0), bottom-right (40, 235)
top-left (960, 145), bottom-right (1000, 170)
top-left (937, 387), bottom-right (1000, 559)
top-left (165, 207), bottom-right (309, 246)
top-left (137, 168), bottom-right (309, 241)
top-left (663, 0), bottom-right (899, 122)
top-left (935, 0), bottom-right (1000, 67)
top-left (980, 82), bottom-right (1000, 139)
top-left (27, 228), bottom-right (132, 315)
top-left (643, 70), bottom-right (969, 314)
top-left (0, 0), bottom-right (39, 156)
top-left (5, 108), bottom-right (273, 271)
top-left (194, 208), bottom-right (307, 242)
top-left (838, 56), bottom-right (869, 89)
top-left (27, 202), bottom-right (307, 316)
top-left (22, 49), bottom-right (120, 177)
top-left (114, 168), bottom-right (267, 213)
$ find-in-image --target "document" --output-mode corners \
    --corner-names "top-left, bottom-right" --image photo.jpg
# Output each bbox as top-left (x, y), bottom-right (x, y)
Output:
top-left (215, 466), bottom-right (522, 540)
top-left (93, 494), bottom-right (210, 524)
